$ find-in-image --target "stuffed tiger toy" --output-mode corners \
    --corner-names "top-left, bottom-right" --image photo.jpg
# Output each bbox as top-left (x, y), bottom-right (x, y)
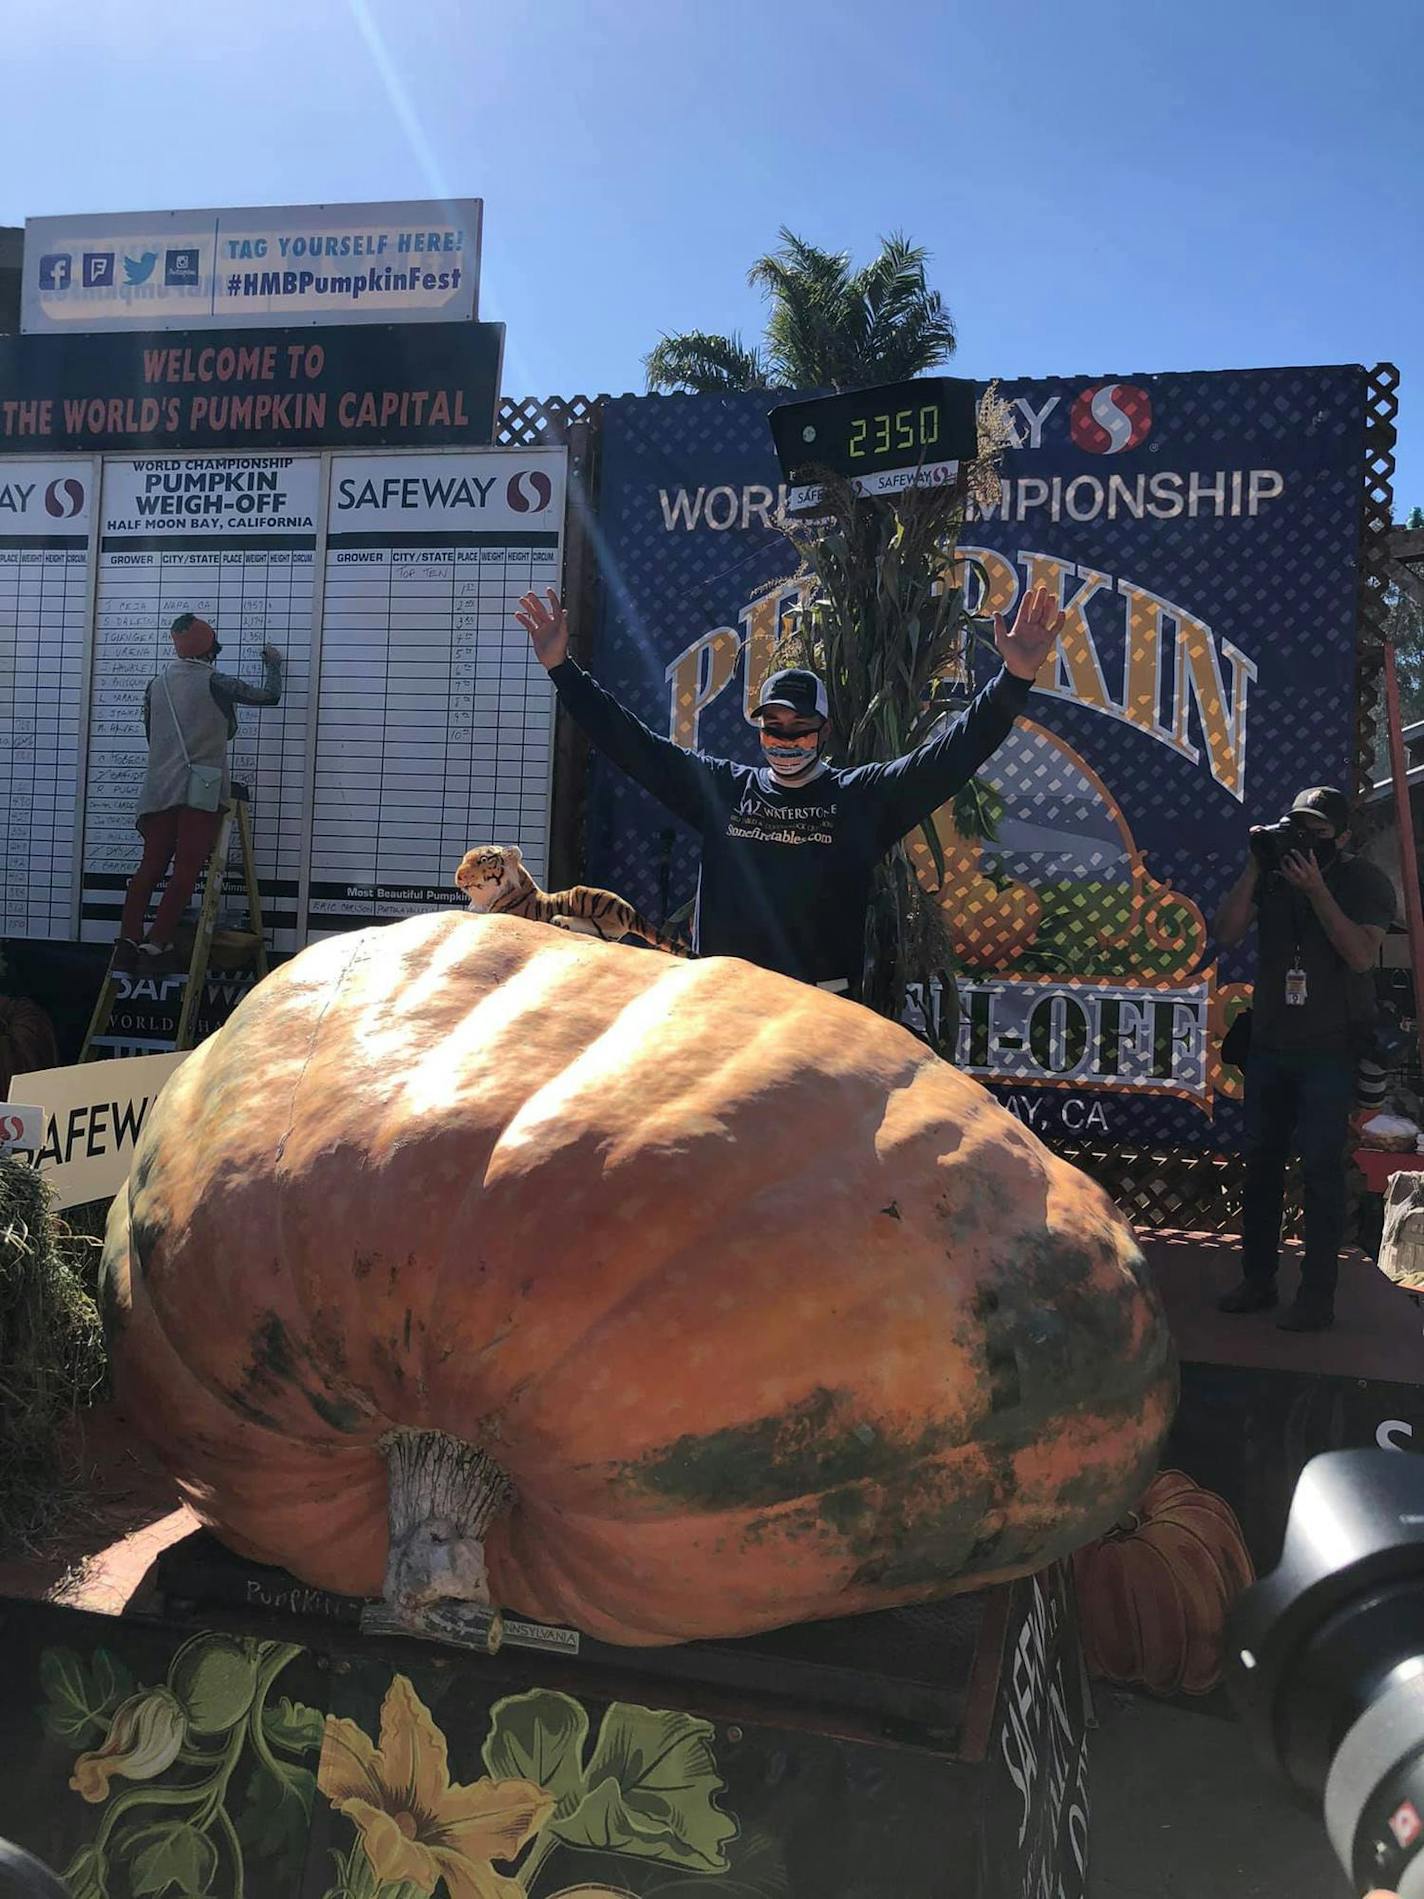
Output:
top-left (455, 845), bottom-right (692, 957)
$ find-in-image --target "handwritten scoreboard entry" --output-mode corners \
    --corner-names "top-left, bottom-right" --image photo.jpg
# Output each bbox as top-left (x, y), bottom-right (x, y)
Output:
top-left (0, 444), bottom-right (567, 950)
top-left (0, 458), bottom-right (94, 940)
top-left (308, 452), bottom-right (563, 936)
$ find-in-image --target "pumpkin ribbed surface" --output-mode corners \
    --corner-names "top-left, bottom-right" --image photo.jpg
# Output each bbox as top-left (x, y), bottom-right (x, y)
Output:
top-left (103, 912), bottom-right (1176, 1645)
top-left (1072, 1468), bottom-right (1254, 1694)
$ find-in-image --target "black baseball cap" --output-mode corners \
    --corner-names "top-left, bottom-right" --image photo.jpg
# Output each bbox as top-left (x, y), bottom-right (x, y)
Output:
top-left (1291, 787), bottom-right (1350, 835)
top-left (751, 668), bottom-right (829, 722)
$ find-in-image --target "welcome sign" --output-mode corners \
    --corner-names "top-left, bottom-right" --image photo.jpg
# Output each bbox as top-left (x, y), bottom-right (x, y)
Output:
top-left (0, 323), bottom-right (504, 453)
top-left (584, 369), bottom-right (1370, 1152)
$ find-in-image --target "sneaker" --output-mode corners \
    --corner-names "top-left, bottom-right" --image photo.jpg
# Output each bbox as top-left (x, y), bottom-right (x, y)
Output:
top-left (110, 937), bottom-right (140, 974)
top-left (137, 942), bottom-right (186, 979)
top-left (1217, 1279), bottom-right (1278, 1314)
top-left (1276, 1301), bottom-right (1334, 1333)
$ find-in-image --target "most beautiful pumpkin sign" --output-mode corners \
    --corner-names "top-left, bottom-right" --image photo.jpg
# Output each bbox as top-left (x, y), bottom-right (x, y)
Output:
top-left (102, 913), bottom-right (1176, 1646)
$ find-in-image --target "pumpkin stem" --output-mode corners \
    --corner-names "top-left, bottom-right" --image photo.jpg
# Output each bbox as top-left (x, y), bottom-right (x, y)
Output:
top-left (380, 1428), bottom-right (512, 1619)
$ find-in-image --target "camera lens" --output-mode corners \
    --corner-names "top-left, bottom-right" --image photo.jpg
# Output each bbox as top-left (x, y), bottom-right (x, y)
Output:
top-left (1249, 814), bottom-right (1301, 868)
top-left (1228, 1450), bottom-right (1424, 1895)
top-left (1328, 1672), bottom-right (1424, 1897)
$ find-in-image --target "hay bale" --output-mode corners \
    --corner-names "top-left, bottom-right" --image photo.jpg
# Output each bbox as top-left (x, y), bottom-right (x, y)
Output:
top-left (0, 1156), bottom-right (107, 1555)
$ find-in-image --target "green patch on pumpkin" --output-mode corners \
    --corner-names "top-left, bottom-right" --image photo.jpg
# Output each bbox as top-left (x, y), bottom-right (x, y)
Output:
top-left (231, 1310), bottom-right (366, 1435)
top-left (626, 1387), bottom-right (950, 1513)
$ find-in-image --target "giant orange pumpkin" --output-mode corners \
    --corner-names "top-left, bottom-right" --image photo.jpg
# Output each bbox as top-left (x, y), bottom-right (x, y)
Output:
top-left (1072, 1469), bottom-right (1253, 1695)
top-left (103, 913), bottom-right (1176, 1647)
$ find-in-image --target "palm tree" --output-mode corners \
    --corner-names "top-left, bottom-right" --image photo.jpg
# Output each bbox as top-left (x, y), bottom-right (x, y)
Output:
top-left (644, 228), bottom-right (956, 394)
top-left (770, 393), bottom-right (1018, 1052)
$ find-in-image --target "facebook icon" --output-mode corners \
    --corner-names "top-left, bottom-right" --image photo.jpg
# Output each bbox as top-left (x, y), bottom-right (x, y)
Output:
top-left (37, 253), bottom-right (71, 291)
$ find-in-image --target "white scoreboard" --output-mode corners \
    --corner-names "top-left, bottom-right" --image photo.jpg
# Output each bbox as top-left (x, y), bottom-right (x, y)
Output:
top-left (0, 445), bottom-right (567, 948)
top-left (0, 459), bottom-right (92, 940)
top-left (309, 453), bottom-right (561, 935)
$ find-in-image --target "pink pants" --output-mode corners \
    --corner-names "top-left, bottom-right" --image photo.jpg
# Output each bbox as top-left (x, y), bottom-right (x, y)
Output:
top-left (119, 806), bottom-right (221, 944)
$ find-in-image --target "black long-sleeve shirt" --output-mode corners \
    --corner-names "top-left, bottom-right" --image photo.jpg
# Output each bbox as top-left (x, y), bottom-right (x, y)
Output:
top-left (550, 658), bottom-right (1032, 985)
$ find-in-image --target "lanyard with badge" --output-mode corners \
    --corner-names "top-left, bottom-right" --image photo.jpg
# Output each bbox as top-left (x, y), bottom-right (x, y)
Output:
top-left (1285, 889), bottom-right (1309, 1008)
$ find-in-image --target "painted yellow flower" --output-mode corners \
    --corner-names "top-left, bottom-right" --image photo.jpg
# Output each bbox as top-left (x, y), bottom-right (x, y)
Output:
top-left (318, 1675), bottom-right (554, 1899)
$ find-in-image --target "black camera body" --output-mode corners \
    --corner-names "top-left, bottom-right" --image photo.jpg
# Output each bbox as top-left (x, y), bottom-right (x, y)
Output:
top-left (1228, 1449), bottom-right (1424, 1896)
top-left (1250, 813), bottom-right (1314, 872)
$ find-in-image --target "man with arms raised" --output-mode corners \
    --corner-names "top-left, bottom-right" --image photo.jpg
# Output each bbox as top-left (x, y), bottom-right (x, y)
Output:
top-left (516, 585), bottom-right (1062, 995)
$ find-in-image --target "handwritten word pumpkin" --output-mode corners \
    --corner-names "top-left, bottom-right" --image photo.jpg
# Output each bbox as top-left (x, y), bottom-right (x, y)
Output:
top-left (1072, 1469), bottom-right (1253, 1695)
top-left (103, 913), bottom-right (1176, 1647)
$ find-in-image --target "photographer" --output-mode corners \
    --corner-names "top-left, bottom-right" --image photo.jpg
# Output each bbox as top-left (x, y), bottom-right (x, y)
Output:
top-left (1215, 787), bottom-right (1395, 1332)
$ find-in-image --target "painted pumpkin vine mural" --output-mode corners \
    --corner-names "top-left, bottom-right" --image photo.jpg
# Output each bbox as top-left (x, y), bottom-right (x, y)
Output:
top-left (41, 1633), bottom-right (741, 1898)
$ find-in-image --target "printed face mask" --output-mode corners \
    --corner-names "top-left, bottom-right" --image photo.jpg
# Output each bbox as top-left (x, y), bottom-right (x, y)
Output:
top-left (1291, 819), bottom-right (1337, 868)
top-left (759, 724), bottom-right (823, 780)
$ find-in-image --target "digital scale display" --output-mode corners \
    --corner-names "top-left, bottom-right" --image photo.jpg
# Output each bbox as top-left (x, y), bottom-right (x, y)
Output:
top-left (769, 375), bottom-right (980, 511)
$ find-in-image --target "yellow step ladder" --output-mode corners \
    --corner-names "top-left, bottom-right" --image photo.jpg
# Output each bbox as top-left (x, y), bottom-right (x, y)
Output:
top-left (80, 790), bottom-right (269, 1061)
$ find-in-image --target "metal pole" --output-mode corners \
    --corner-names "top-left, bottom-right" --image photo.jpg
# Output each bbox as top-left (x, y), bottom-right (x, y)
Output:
top-left (1382, 638), bottom-right (1424, 1076)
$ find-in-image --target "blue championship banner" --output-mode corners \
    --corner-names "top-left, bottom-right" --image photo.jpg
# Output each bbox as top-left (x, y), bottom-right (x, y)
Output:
top-left (585, 368), bottom-right (1369, 1151)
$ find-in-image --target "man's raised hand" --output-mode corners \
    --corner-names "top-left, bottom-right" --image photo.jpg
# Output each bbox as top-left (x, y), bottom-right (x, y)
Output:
top-left (516, 588), bottom-right (569, 671)
top-left (994, 584), bottom-right (1065, 682)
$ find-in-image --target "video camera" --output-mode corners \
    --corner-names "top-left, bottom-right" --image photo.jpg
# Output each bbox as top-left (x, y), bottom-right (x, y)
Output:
top-left (1229, 1448), bottom-right (1424, 1897)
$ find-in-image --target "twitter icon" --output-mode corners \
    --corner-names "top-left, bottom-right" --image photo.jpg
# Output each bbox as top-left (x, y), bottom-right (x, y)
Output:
top-left (123, 251), bottom-right (158, 285)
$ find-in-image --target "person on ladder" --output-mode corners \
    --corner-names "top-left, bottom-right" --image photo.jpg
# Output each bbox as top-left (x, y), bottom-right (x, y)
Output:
top-left (111, 613), bottom-right (282, 977)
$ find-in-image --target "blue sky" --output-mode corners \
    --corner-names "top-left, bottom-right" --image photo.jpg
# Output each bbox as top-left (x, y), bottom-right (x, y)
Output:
top-left (1, 0), bottom-right (1419, 508)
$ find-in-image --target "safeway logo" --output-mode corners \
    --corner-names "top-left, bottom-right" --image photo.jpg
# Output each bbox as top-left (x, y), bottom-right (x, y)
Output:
top-left (1390, 1800), bottom-right (1422, 1849)
top-left (44, 477), bottom-right (86, 518)
top-left (506, 470), bottom-right (552, 513)
top-left (1070, 383), bottom-right (1153, 454)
